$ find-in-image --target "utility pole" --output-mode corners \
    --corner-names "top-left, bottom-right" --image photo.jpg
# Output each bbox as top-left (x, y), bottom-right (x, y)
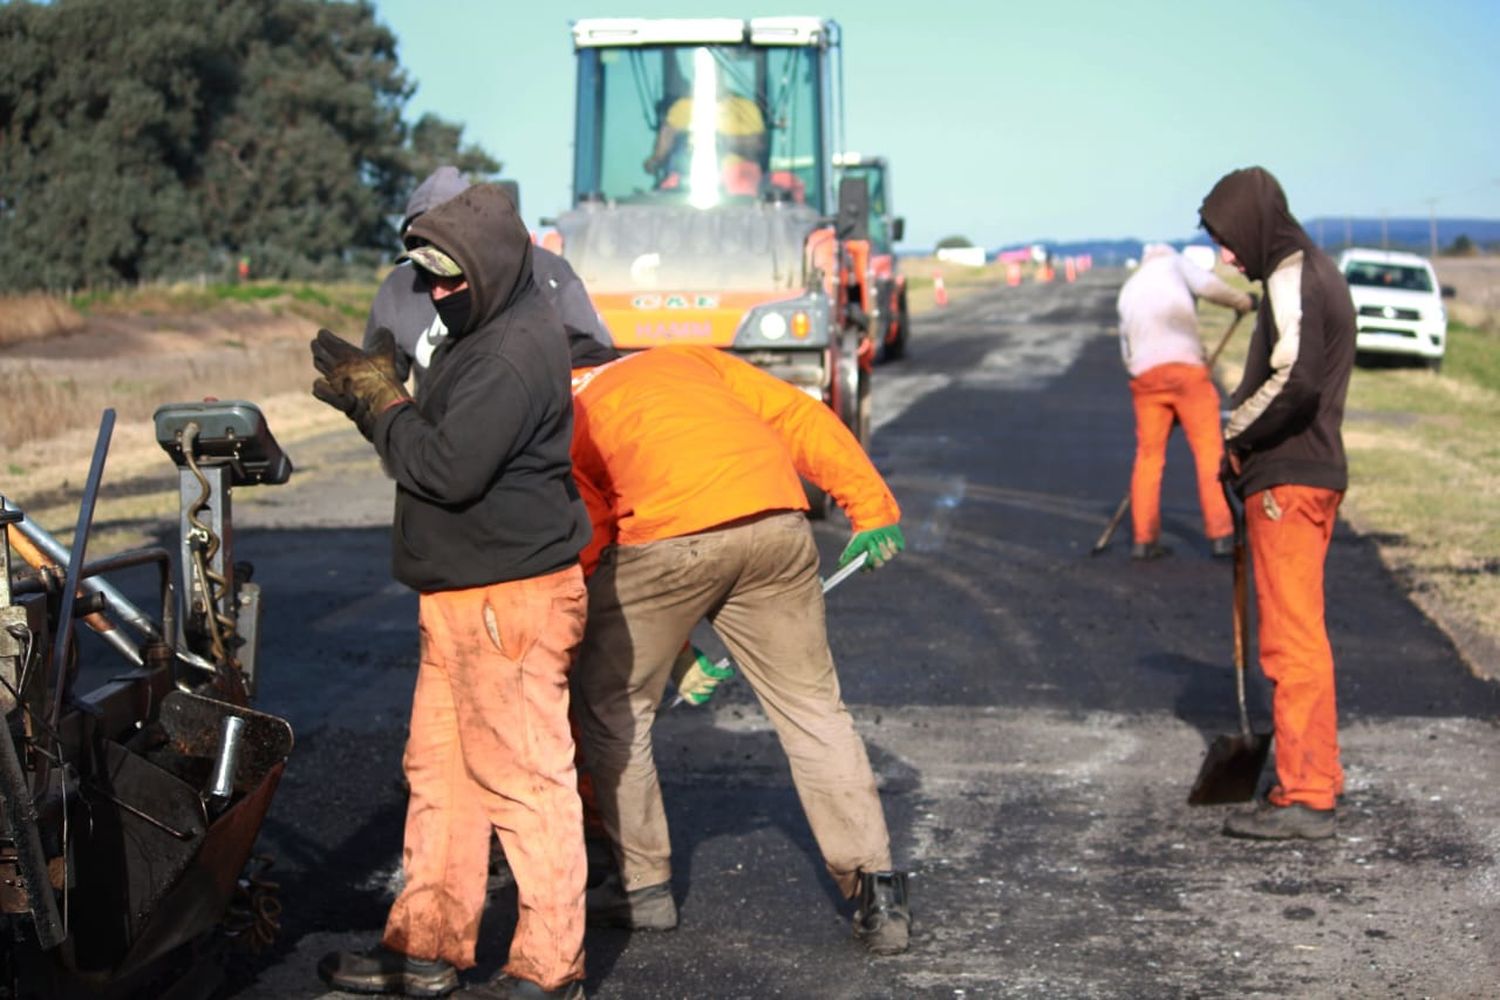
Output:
top-left (1381, 209), bottom-right (1388, 250)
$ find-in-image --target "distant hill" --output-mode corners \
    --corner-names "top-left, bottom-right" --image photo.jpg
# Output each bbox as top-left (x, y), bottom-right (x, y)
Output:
top-left (901, 218), bottom-right (1500, 265)
top-left (1300, 217), bottom-right (1500, 254)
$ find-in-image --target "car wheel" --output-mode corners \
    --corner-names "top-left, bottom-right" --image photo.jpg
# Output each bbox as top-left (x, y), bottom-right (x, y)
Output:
top-left (884, 289), bottom-right (909, 361)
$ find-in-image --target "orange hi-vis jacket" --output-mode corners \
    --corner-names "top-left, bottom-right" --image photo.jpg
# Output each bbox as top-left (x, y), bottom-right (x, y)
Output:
top-left (570, 345), bottom-right (901, 576)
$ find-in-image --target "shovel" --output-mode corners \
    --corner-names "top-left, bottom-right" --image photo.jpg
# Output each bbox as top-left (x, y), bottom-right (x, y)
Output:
top-left (1091, 311), bottom-right (1247, 555)
top-left (1187, 482), bottom-right (1271, 805)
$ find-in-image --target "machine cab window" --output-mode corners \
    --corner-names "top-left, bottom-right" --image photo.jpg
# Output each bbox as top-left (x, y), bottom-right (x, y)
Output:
top-left (573, 19), bottom-right (834, 213)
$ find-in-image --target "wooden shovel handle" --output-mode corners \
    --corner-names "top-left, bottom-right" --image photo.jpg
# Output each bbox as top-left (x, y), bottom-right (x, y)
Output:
top-left (8, 528), bottom-right (117, 636)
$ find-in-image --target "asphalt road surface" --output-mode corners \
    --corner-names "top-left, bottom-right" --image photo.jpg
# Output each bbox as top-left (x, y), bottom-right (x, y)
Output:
top-left (205, 269), bottom-right (1499, 998)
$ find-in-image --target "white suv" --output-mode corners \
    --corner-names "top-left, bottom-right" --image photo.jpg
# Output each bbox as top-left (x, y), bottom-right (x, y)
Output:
top-left (1337, 248), bottom-right (1448, 370)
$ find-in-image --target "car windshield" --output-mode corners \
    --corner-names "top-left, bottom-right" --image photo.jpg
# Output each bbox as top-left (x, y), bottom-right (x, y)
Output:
top-left (1344, 262), bottom-right (1435, 293)
top-left (574, 42), bottom-right (825, 211)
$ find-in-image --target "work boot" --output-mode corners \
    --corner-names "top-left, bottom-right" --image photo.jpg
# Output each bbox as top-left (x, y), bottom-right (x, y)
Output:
top-left (1223, 800), bottom-right (1336, 841)
top-left (317, 943), bottom-right (459, 996)
top-left (1210, 535), bottom-right (1234, 559)
top-left (458, 973), bottom-right (586, 999)
top-left (585, 873), bottom-right (677, 930)
top-left (1131, 541), bottom-right (1172, 561)
top-left (852, 870), bottom-right (911, 955)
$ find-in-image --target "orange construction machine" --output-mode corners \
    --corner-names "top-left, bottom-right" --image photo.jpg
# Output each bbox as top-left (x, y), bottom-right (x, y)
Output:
top-left (550, 17), bottom-right (878, 511)
top-left (835, 152), bottom-right (909, 362)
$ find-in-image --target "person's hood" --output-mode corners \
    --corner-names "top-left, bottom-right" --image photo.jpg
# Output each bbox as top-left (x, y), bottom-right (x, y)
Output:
top-left (401, 166), bottom-right (471, 234)
top-left (1198, 166), bottom-right (1310, 282)
top-left (404, 183), bottom-right (533, 337)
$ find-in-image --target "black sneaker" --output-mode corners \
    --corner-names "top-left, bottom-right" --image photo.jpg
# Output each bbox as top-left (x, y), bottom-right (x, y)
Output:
top-left (1210, 535), bottom-right (1234, 558)
top-left (317, 943), bottom-right (459, 996)
top-left (1223, 801), bottom-right (1335, 840)
top-left (457, 973), bottom-right (586, 999)
top-left (852, 871), bottom-right (911, 955)
top-left (1131, 541), bottom-right (1172, 561)
top-left (585, 873), bottom-right (677, 930)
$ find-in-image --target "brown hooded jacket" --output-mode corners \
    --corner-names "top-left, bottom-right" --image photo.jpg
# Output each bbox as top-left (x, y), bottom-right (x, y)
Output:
top-left (1199, 167), bottom-right (1356, 497)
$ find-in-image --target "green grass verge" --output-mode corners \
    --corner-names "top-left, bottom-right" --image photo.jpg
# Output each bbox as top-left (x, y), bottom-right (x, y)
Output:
top-left (69, 281), bottom-right (375, 325)
top-left (1444, 322), bottom-right (1500, 392)
top-left (1200, 277), bottom-right (1500, 654)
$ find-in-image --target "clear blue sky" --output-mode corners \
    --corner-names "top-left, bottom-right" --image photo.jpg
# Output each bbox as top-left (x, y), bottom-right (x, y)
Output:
top-left (372, 0), bottom-right (1500, 248)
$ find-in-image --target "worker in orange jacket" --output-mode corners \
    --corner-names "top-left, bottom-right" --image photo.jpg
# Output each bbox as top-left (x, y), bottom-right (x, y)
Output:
top-left (565, 335), bottom-right (911, 955)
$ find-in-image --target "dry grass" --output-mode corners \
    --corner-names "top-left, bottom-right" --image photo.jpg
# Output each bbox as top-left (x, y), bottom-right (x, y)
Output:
top-left (0, 282), bottom-right (375, 453)
top-left (0, 294), bottom-right (85, 346)
top-left (0, 339), bottom-right (312, 452)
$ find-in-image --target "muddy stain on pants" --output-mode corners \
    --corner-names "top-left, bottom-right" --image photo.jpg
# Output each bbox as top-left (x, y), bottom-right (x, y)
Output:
top-left (1247, 485), bottom-right (1345, 811)
top-left (574, 510), bottom-right (892, 900)
top-left (1130, 362), bottom-right (1233, 544)
top-left (382, 564), bottom-right (588, 991)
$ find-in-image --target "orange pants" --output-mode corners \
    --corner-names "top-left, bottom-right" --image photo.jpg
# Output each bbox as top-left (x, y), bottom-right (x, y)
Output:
top-left (1247, 485), bottom-right (1345, 811)
top-left (1130, 363), bottom-right (1232, 544)
top-left (382, 565), bottom-right (588, 991)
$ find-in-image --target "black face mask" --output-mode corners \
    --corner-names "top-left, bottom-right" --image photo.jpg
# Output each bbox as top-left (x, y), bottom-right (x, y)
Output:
top-left (434, 288), bottom-right (472, 336)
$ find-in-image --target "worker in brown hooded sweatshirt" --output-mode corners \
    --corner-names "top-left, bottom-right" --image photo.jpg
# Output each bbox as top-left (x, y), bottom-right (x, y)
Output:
top-left (1199, 166), bottom-right (1356, 841)
top-left (311, 183), bottom-right (591, 999)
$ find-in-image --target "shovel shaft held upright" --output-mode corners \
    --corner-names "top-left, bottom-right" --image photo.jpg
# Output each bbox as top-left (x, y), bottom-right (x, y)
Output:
top-left (1227, 481), bottom-right (1254, 741)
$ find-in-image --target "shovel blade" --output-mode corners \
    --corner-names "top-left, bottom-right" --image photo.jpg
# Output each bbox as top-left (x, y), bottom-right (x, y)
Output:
top-left (1187, 731), bottom-right (1272, 805)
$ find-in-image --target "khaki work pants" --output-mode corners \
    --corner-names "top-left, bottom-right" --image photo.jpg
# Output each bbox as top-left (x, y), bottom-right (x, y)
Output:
top-left (1248, 485), bottom-right (1346, 811)
top-left (382, 565), bottom-right (588, 991)
top-left (1130, 362), bottom-right (1233, 544)
top-left (574, 511), bottom-right (892, 899)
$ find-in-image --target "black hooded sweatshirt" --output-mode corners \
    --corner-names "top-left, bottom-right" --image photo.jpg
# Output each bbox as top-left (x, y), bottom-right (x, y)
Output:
top-left (1199, 167), bottom-right (1355, 498)
top-left (371, 184), bottom-right (589, 591)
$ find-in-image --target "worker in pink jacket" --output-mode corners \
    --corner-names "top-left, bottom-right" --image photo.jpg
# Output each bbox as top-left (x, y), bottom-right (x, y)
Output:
top-left (1117, 243), bottom-right (1255, 559)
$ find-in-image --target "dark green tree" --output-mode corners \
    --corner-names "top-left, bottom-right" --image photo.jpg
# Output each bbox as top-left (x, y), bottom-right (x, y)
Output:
top-left (0, 0), bottom-right (232, 288)
top-left (1444, 234), bottom-right (1475, 257)
top-left (0, 0), bottom-right (499, 290)
top-left (935, 235), bottom-right (974, 250)
top-left (404, 112), bottom-right (501, 186)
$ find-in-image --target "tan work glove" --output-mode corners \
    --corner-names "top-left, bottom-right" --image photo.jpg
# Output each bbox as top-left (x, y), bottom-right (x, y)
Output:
top-left (311, 327), bottom-right (410, 440)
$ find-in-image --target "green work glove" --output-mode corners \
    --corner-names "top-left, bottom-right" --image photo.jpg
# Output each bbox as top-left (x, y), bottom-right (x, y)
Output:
top-left (670, 644), bottom-right (735, 707)
top-left (839, 523), bottom-right (906, 570)
top-left (311, 327), bottom-right (410, 439)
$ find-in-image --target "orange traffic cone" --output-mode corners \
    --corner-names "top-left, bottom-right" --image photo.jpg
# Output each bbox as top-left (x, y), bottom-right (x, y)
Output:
top-left (933, 271), bottom-right (948, 307)
top-left (1065, 257), bottom-right (1077, 283)
top-left (1006, 262), bottom-right (1021, 287)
